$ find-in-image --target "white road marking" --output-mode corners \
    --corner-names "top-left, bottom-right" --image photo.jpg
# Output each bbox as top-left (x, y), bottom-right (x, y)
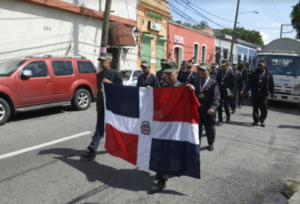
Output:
top-left (0, 131), bottom-right (92, 160)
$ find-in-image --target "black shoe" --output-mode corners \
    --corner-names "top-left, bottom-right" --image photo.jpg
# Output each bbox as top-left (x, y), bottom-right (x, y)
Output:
top-left (226, 117), bottom-right (230, 122)
top-left (208, 144), bottom-right (214, 151)
top-left (217, 122), bottom-right (223, 126)
top-left (252, 122), bottom-right (258, 125)
top-left (152, 180), bottom-right (166, 192)
top-left (81, 151), bottom-right (96, 160)
top-left (261, 122), bottom-right (265, 127)
top-left (232, 110), bottom-right (236, 114)
top-left (238, 105), bottom-right (242, 108)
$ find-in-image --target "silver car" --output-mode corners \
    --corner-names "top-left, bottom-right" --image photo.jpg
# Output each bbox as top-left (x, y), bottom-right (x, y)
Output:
top-left (119, 69), bottom-right (143, 86)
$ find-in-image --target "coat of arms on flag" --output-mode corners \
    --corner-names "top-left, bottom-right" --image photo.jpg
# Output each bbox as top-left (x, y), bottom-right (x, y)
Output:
top-left (103, 84), bottom-right (201, 179)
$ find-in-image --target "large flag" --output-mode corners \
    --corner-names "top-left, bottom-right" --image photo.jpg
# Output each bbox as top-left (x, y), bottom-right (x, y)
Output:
top-left (103, 84), bottom-right (201, 179)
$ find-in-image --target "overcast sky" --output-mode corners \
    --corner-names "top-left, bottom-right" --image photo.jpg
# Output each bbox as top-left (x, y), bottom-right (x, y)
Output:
top-left (167, 0), bottom-right (298, 45)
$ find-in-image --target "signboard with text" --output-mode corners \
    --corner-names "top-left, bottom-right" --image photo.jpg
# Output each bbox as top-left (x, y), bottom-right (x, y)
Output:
top-left (149, 21), bottom-right (162, 32)
top-left (174, 35), bottom-right (184, 44)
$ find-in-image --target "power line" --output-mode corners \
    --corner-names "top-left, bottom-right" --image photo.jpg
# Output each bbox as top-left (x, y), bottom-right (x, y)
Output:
top-left (264, 0), bottom-right (286, 23)
top-left (258, 0), bottom-right (281, 23)
top-left (269, 0), bottom-right (288, 23)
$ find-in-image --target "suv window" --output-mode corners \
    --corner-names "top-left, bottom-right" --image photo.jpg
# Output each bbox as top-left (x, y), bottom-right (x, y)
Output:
top-left (77, 61), bottom-right (96, 74)
top-left (133, 70), bottom-right (142, 78)
top-left (23, 61), bottom-right (48, 77)
top-left (51, 61), bottom-right (73, 76)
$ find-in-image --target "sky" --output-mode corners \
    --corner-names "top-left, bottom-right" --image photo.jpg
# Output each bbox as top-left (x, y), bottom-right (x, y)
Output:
top-left (167, 0), bottom-right (299, 45)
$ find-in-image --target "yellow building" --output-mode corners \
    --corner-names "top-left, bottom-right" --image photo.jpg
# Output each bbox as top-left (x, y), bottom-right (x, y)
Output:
top-left (137, 0), bottom-right (170, 74)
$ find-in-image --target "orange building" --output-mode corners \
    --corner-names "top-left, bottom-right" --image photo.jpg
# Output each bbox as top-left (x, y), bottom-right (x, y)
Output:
top-left (137, 0), bottom-right (170, 74)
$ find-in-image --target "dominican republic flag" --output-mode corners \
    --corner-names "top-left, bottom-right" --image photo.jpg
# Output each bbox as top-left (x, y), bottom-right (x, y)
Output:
top-left (103, 84), bottom-right (201, 179)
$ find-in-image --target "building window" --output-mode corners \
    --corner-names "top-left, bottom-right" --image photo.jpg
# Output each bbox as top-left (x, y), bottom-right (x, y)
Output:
top-left (193, 43), bottom-right (199, 65)
top-left (223, 49), bottom-right (228, 59)
top-left (215, 47), bottom-right (221, 64)
top-left (202, 45), bottom-right (207, 63)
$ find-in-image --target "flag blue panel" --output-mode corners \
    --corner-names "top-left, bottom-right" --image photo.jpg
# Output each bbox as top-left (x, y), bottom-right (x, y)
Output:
top-left (149, 139), bottom-right (200, 179)
top-left (104, 84), bottom-right (140, 118)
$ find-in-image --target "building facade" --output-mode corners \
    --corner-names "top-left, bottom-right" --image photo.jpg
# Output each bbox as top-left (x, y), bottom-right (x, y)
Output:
top-left (0, 0), bottom-right (138, 70)
top-left (214, 34), bottom-right (237, 65)
top-left (168, 21), bottom-right (215, 70)
top-left (137, 0), bottom-right (170, 73)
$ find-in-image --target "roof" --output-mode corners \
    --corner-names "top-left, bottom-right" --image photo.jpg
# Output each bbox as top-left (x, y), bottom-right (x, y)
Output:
top-left (169, 20), bottom-right (215, 38)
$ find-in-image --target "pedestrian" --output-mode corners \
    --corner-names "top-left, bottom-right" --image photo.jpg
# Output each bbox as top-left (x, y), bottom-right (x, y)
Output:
top-left (244, 60), bottom-right (274, 127)
top-left (209, 63), bottom-right (218, 80)
top-left (177, 60), bottom-right (188, 83)
top-left (230, 64), bottom-right (243, 114)
top-left (194, 63), bottom-right (220, 151)
top-left (186, 62), bottom-right (197, 84)
top-left (136, 61), bottom-right (160, 87)
top-left (152, 61), bottom-right (195, 192)
top-left (81, 53), bottom-right (123, 159)
top-left (156, 58), bottom-right (168, 86)
top-left (238, 61), bottom-right (248, 106)
top-left (216, 59), bottom-right (235, 126)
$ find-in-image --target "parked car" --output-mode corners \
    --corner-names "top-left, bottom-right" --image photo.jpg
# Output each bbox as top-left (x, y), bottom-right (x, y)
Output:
top-left (119, 69), bottom-right (143, 86)
top-left (0, 55), bottom-right (98, 125)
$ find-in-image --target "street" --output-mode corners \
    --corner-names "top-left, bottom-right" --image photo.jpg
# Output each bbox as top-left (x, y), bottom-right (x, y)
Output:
top-left (0, 100), bottom-right (299, 204)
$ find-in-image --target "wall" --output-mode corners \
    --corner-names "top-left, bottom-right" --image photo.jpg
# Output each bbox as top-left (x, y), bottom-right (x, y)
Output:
top-left (0, 0), bottom-right (102, 68)
top-left (168, 22), bottom-right (215, 69)
top-left (215, 38), bottom-right (238, 64)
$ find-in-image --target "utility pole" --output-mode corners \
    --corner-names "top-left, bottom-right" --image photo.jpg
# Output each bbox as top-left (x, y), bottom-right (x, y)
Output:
top-left (100, 0), bottom-right (112, 54)
top-left (280, 24), bottom-right (293, 38)
top-left (229, 0), bottom-right (240, 63)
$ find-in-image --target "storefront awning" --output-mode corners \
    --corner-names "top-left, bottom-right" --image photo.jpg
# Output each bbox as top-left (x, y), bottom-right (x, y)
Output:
top-left (142, 33), bottom-right (155, 39)
top-left (107, 22), bottom-right (135, 47)
top-left (157, 36), bottom-right (167, 42)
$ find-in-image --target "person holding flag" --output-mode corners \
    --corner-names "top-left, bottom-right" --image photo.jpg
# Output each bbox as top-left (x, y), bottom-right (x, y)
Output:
top-left (186, 62), bottom-right (198, 84)
top-left (194, 63), bottom-right (220, 151)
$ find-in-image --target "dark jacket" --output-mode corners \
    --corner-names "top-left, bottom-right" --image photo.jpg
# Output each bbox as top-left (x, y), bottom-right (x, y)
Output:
top-left (186, 71), bottom-right (198, 85)
top-left (233, 71), bottom-right (243, 90)
top-left (136, 73), bottom-right (160, 87)
top-left (216, 69), bottom-right (236, 95)
top-left (194, 78), bottom-right (220, 112)
top-left (245, 68), bottom-right (274, 100)
top-left (156, 70), bottom-right (166, 86)
top-left (97, 68), bottom-right (123, 112)
top-left (209, 71), bottom-right (218, 80)
top-left (238, 67), bottom-right (248, 82)
top-left (177, 71), bottom-right (188, 83)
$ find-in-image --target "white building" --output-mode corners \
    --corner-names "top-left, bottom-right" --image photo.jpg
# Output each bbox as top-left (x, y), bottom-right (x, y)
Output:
top-left (0, 0), bottom-right (139, 70)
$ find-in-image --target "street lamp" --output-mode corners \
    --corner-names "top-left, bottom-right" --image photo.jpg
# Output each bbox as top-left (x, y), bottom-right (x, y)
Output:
top-left (239, 11), bottom-right (259, 14)
top-left (133, 27), bottom-right (141, 45)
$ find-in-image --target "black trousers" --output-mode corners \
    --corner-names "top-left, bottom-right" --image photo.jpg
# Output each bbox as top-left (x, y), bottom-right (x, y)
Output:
top-left (252, 96), bottom-right (268, 123)
top-left (218, 89), bottom-right (230, 122)
top-left (199, 107), bottom-right (216, 145)
top-left (156, 173), bottom-right (168, 182)
top-left (231, 89), bottom-right (242, 110)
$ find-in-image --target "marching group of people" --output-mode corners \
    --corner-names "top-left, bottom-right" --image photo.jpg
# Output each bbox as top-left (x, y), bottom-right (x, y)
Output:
top-left (81, 52), bottom-right (275, 192)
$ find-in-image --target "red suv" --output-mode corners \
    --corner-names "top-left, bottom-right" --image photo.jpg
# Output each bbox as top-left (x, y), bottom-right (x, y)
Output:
top-left (0, 55), bottom-right (97, 125)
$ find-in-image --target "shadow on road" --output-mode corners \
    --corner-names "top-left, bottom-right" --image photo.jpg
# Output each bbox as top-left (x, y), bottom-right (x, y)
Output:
top-left (278, 125), bottom-right (300, 130)
top-left (224, 121), bottom-right (254, 127)
top-left (38, 148), bottom-right (185, 200)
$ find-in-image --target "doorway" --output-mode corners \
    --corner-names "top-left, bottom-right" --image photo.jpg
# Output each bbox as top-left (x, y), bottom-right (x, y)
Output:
top-left (107, 48), bottom-right (119, 70)
top-left (173, 46), bottom-right (183, 68)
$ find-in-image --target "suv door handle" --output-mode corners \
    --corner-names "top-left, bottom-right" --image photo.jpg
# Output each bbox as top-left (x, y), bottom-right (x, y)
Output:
top-left (45, 79), bottom-right (52, 83)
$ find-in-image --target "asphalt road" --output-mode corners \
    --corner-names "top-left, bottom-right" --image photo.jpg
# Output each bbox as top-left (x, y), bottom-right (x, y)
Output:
top-left (0, 100), bottom-right (299, 204)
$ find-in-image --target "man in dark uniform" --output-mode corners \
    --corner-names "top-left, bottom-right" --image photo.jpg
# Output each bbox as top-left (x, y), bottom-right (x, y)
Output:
top-left (216, 59), bottom-right (235, 126)
top-left (152, 61), bottom-right (195, 192)
top-left (230, 64), bottom-right (243, 114)
top-left (237, 61), bottom-right (248, 107)
top-left (245, 60), bottom-right (274, 127)
top-left (156, 58), bottom-right (168, 86)
top-left (186, 62), bottom-right (197, 84)
top-left (194, 63), bottom-right (220, 151)
top-left (177, 60), bottom-right (188, 83)
top-left (82, 53), bottom-right (123, 159)
top-left (209, 63), bottom-right (218, 80)
top-left (136, 61), bottom-right (160, 87)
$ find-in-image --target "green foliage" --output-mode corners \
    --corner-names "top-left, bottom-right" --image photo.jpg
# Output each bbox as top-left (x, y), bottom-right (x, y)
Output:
top-left (183, 20), bottom-right (210, 30)
top-left (291, 2), bottom-right (300, 39)
top-left (219, 27), bottom-right (264, 46)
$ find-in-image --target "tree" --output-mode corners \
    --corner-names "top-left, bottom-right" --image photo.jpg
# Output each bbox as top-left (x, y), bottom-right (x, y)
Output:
top-left (219, 27), bottom-right (264, 46)
top-left (183, 21), bottom-right (210, 30)
top-left (291, 1), bottom-right (300, 39)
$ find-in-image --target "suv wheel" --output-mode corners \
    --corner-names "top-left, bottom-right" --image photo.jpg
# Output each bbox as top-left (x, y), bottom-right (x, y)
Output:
top-left (72, 89), bottom-right (91, 110)
top-left (0, 98), bottom-right (10, 125)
